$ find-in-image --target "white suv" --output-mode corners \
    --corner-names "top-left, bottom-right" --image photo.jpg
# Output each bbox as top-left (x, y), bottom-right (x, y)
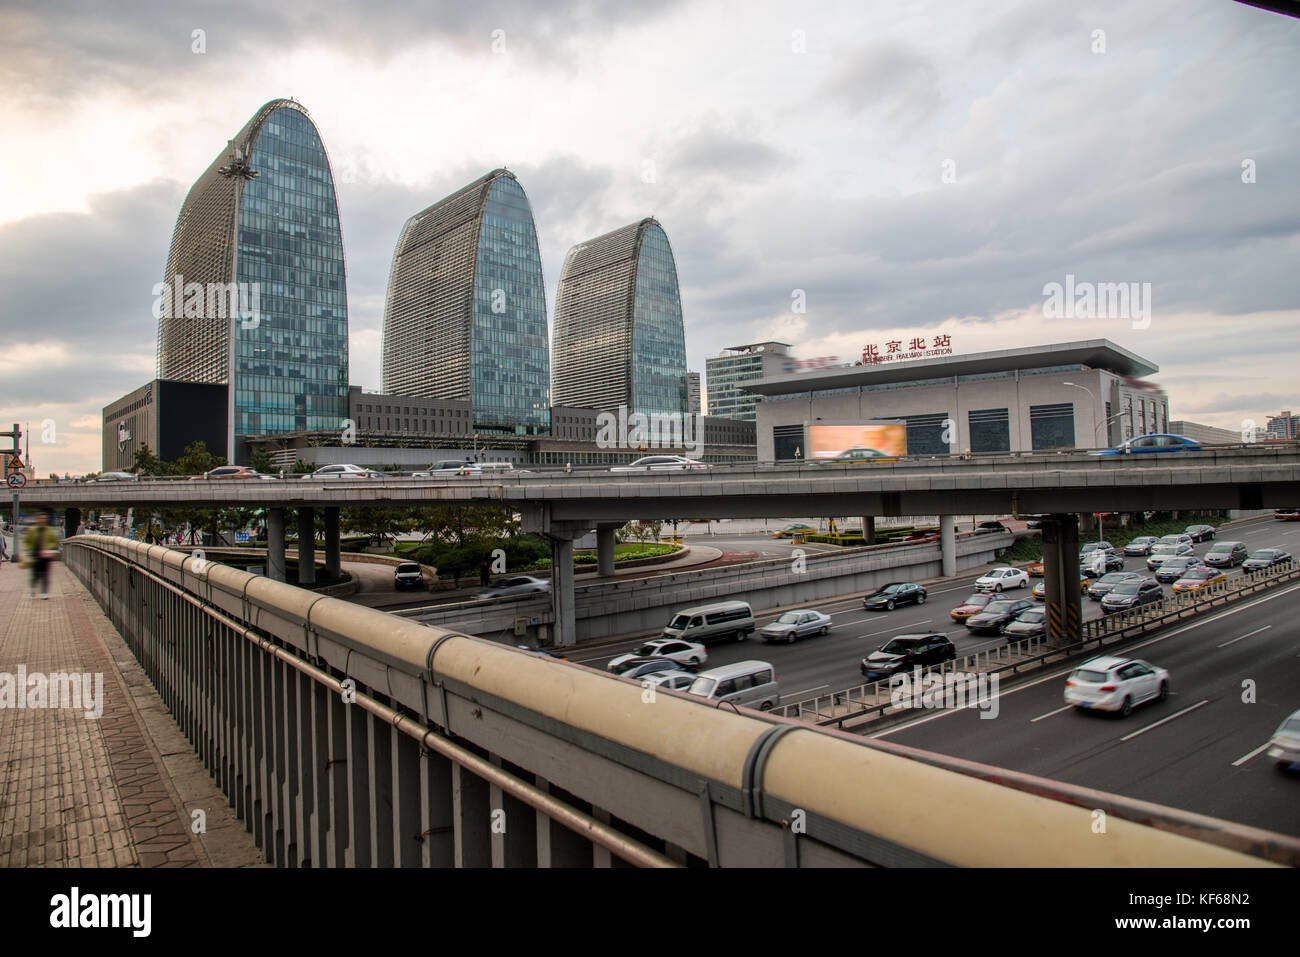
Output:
top-left (1064, 656), bottom-right (1170, 716)
top-left (607, 638), bottom-right (708, 672)
top-left (974, 567), bottom-right (1029, 592)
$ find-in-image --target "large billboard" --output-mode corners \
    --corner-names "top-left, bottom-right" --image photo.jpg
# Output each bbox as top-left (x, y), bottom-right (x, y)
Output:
top-left (808, 422), bottom-right (907, 461)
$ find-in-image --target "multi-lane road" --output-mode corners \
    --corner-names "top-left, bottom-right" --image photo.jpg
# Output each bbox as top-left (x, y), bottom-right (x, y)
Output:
top-left (573, 514), bottom-right (1300, 836)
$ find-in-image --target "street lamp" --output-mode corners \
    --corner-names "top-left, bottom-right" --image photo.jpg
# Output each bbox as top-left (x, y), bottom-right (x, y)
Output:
top-left (1062, 382), bottom-right (1102, 446)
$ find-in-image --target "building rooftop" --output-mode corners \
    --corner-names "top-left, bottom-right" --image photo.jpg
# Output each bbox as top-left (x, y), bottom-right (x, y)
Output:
top-left (716, 342), bottom-right (792, 357)
top-left (744, 339), bottom-right (1158, 395)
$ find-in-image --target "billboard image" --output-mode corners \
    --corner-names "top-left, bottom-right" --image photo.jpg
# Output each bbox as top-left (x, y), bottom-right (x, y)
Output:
top-left (808, 422), bottom-right (907, 461)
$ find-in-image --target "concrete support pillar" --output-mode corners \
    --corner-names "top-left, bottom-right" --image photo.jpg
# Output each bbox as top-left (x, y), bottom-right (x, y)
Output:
top-left (940, 514), bottom-right (957, 578)
top-left (267, 508), bottom-right (286, 583)
top-left (596, 524), bottom-right (617, 577)
top-left (860, 516), bottom-right (876, 545)
top-left (323, 507), bottom-right (341, 578)
top-left (297, 507), bottom-right (316, 586)
top-left (550, 536), bottom-right (576, 647)
top-left (1043, 513), bottom-right (1082, 647)
top-left (63, 507), bottom-right (81, 539)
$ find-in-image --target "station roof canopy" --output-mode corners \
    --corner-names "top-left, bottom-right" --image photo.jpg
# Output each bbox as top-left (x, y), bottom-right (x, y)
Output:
top-left (744, 339), bottom-right (1158, 395)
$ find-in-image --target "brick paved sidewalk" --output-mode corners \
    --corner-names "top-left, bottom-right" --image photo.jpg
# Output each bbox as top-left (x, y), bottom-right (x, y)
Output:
top-left (0, 557), bottom-right (263, 867)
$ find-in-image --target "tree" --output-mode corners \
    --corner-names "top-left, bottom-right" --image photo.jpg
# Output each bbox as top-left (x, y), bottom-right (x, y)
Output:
top-left (132, 444), bottom-right (166, 477)
top-left (249, 448), bottom-right (274, 474)
top-left (173, 440), bottom-right (223, 477)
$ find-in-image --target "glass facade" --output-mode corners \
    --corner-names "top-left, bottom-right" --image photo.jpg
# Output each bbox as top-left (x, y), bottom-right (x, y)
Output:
top-left (968, 407), bottom-right (1010, 453)
top-left (631, 224), bottom-right (688, 416)
top-left (470, 176), bottom-right (549, 433)
top-left (233, 106), bottom-right (348, 436)
top-left (901, 412), bottom-right (950, 454)
top-left (773, 424), bottom-right (805, 461)
top-left (1030, 402), bottom-right (1076, 450)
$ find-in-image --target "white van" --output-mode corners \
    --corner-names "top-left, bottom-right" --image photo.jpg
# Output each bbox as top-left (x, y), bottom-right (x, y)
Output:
top-left (478, 462), bottom-right (516, 473)
top-left (663, 600), bottom-right (755, 645)
top-left (687, 661), bottom-right (779, 711)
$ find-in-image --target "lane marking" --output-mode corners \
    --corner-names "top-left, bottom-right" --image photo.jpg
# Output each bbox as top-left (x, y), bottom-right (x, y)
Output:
top-left (1119, 699), bottom-right (1209, 742)
top-left (1216, 625), bottom-right (1271, 648)
top-left (1031, 704), bottom-right (1073, 723)
top-left (1231, 741), bottom-right (1272, 767)
top-left (787, 684), bottom-right (829, 698)
top-left (873, 581), bottom-right (1300, 737)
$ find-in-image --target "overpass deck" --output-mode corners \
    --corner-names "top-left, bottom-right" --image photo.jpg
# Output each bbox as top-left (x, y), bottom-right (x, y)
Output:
top-left (0, 559), bottom-right (261, 867)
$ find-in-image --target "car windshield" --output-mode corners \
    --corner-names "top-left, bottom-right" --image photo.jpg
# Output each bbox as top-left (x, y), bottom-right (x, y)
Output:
top-left (1098, 573), bottom-right (1129, 583)
top-left (879, 638), bottom-right (922, 654)
top-left (776, 612), bottom-right (802, 624)
top-left (1151, 544), bottom-right (1176, 554)
top-left (669, 615), bottom-right (691, 629)
top-left (876, 585), bottom-right (903, 595)
top-left (1160, 535), bottom-right (1183, 543)
top-left (1182, 568), bottom-right (1213, 579)
top-left (1110, 583), bottom-right (1141, 595)
top-left (688, 676), bottom-right (716, 696)
top-left (635, 643), bottom-right (661, 656)
top-left (397, 564), bottom-right (419, 573)
top-left (1017, 611), bottom-right (1045, 623)
top-left (984, 601), bottom-right (1017, 613)
top-left (962, 594), bottom-right (991, 606)
top-left (1279, 717), bottom-right (1300, 735)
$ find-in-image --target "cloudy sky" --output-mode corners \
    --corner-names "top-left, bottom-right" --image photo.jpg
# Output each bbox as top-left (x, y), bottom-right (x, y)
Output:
top-left (1, 0), bottom-right (1297, 474)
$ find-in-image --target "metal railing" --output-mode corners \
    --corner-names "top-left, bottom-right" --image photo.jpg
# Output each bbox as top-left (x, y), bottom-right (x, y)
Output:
top-left (61, 535), bottom-right (1300, 867)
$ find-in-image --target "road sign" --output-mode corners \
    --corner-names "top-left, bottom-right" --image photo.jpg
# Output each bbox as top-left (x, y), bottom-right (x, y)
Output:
top-left (7, 473), bottom-right (26, 489)
top-left (7, 455), bottom-right (22, 471)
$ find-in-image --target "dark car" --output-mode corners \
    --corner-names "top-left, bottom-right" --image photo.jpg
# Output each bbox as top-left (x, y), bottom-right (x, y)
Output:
top-left (607, 657), bottom-right (681, 679)
top-left (1123, 536), bottom-right (1158, 557)
top-left (393, 562), bottom-right (424, 590)
top-left (863, 582), bottom-right (927, 611)
top-left (1203, 541), bottom-right (1248, 567)
top-left (1087, 571), bottom-right (1144, 601)
top-left (861, 633), bottom-right (956, 680)
top-left (1184, 524), bottom-right (1216, 543)
top-left (1154, 556), bottom-right (1204, 584)
top-left (1243, 548), bottom-right (1293, 573)
top-left (1003, 608), bottom-right (1046, 640)
top-left (1100, 578), bottom-right (1164, 614)
top-left (975, 521), bottom-right (1009, 534)
top-left (965, 598), bottom-right (1035, 635)
top-left (1088, 434), bottom-right (1202, 456)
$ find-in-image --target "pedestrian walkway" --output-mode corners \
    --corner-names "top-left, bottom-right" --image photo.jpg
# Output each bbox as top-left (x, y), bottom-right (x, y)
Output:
top-left (0, 557), bottom-right (263, 867)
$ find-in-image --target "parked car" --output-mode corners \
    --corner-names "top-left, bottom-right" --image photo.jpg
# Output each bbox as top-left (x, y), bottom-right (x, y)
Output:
top-left (609, 455), bottom-right (707, 472)
top-left (965, 598), bottom-right (1035, 635)
top-left (1243, 548), bottom-right (1292, 573)
top-left (609, 657), bottom-right (684, 680)
top-left (1088, 434), bottom-right (1202, 456)
top-left (772, 523), bottom-right (815, 539)
top-left (974, 567), bottom-right (1029, 592)
top-left (1003, 608), bottom-right (1047, 640)
top-left (1203, 541), bottom-right (1248, 567)
top-left (1100, 578), bottom-right (1164, 614)
top-left (413, 461), bottom-right (482, 477)
top-left (476, 575), bottom-right (551, 598)
top-left (190, 465), bottom-right (261, 481)
top-left (1170, 566), bottom-right (1228, 594)
top-left (687, 661), bottom-right (779, 711)
top-left (1087, 571), bottom-right (1144, 600)
top-left (607, 638), bottom-right (707, 672)
top-left (662, 601), bottom-right (755, 644)
top-left (1032, 576), bottom-right (1090, 600)
top-left (760, 609), bottom-right (832, 643)
top-left (1123, 536), bottom-right (1159, 557)
top-left (1146, 542), bottom-right (1192, 569)
top-left (393, 562), bottom-right (424, 590)
top-left (950, 592), bottom-right (995, 623)
top-left (1266, 709), bottom-right (1300, 768)
top-left (860, 634), bottom-right (956, 680)
top-left (304, 463), bottom-right (384, 480)
top-left (1154, 556), bottom-right (1205, 584)
top-left (1064, 655), bottom-right (1170, 715)
top-left (1184, 524), bottom-right (1216, 543)
top-left (863, 582), bottom-right (927, 611)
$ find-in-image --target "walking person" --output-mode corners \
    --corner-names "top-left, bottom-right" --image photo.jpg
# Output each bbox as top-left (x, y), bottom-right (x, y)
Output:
top-left (23, 512), bottom-right (59, 599)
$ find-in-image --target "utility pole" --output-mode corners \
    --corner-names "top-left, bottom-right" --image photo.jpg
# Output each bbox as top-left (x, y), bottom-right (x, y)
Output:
top-left (2, 424), bottom-right (24, 561)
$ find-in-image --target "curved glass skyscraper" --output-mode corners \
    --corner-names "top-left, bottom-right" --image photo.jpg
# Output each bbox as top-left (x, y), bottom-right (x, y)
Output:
top-left (552, 218), bottom-right (687, 416)
top-left (381, 169), bottom-right (550, 435)
top-left (156, 98), bottom-right (349, 458)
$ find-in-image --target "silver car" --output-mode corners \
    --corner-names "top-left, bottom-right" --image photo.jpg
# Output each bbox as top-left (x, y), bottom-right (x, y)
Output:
top-left (476, 575), bottom-right (551, 599)
top-left (1267, 709), bottom-right (1300, 768)
top-left (305, 464), bottom-right (383, 479)
top-left (760, 609), bottom-right (832, 643)
top-left (609, 455), bottom-right (707, 472)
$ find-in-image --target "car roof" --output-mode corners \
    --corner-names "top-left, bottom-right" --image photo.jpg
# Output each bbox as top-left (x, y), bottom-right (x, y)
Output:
top-left (693, 660), bottom-right (776, 679)
top-left (1079, 655), bottom-right (1132, 671)
top-left (672, 601), bottom-right (751, 615)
